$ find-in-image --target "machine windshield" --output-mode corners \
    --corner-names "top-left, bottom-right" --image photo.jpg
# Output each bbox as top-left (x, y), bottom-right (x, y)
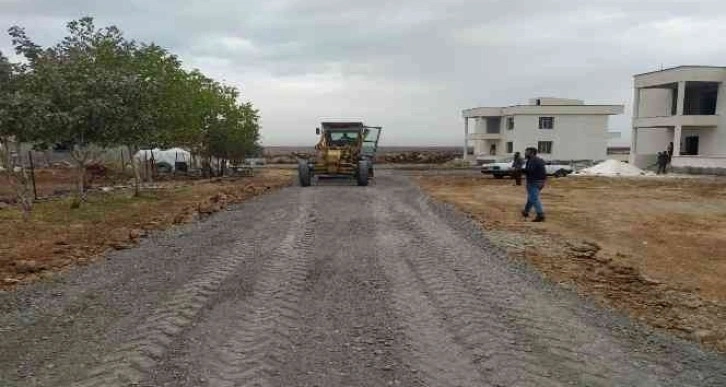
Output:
top-left (328, 130), bottom-right (360, 145)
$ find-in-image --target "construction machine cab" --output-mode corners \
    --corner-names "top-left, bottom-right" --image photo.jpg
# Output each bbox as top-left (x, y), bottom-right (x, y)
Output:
top-left (299, 121), bottom-right (382, 187)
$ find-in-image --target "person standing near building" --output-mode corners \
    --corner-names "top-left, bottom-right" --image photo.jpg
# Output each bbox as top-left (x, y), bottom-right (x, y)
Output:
top-left (521, 147), bottom-right (546, 222)
top-left (511, 152), bottom-right (524, 186)
top-left (656, 151), bottom-right (668, 175)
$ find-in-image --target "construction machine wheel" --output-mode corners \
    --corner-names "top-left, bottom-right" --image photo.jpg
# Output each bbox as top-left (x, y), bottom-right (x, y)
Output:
top-left (298, 160), bottom-right (312, 187)
top-left (357, 160), bottom-right (370, 186)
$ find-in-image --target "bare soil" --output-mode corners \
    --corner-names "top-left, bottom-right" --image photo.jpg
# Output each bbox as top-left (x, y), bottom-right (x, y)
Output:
top-left (2, 173), bottom-right (725, 387)
top-left (0, 168), bottom-right (294, 289)
top-left (416, 173), bottom-right (726, 352)
top-left (0, 165), bottom-right (132, 202)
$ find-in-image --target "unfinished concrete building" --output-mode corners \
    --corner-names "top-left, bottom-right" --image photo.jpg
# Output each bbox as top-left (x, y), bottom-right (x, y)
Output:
top-left (631, 66), bottom-right (726, 173)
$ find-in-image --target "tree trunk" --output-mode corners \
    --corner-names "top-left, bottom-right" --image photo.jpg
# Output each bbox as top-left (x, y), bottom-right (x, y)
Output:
top-left (148, 149), bottom-right (155, 184)
top-left (128, 145), bottom-right (141, 197)
top-left (201, 156), bottom-right (212, 178)
top-left (18, 179), bottom-right (32, 221)
top-left (71, 146), bottom-right (89, 203)
top-left (120, 149), bottom-right (125, 173)
top-left (43, 150), bottom-right (52, 167)
top-left (0, 137), bottom-right (9, 170)
top-left (1, 141), bottom-right (34, 220)
top-left (77, 160), bottom-right (86, 198)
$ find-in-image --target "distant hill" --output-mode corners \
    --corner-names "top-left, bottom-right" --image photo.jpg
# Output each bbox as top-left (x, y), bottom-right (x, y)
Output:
top-left (262, 146), bottom-right (463, 156)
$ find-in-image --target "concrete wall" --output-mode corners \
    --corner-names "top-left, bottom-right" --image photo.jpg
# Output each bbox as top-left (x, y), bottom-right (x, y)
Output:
top-left (671, 156), bottom-right (726, 175)
top-left (715, 82), bottom-right (726, 156)
top-left (639, 88), bottom-right (673, 117)
top-left (634, 127), bottom-right (672, 155)
top-left (632, 154), bottom-right (657, 169)
top-left (474, 117), bottom-right (487, 133)
top-left (681, 127), bottom-right (718, 155)
top-left (672, 155), bottom-right (726, 168)
top-left (502, 105), bottom-right (623, 116)
top-left (500, 115), bottom-right (609, 161)
top-left (635, 66), bottom-right (726, 88)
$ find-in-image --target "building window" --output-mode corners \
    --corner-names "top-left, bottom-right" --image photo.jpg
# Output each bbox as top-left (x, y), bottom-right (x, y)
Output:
top-left (538, 141), bottom-right (553, 154)
top-left (539, 117), bottom-right (554, 129)
top-left (506, 142), bottom-right (513, 153)
top-left (506, 117), bottom-right (514, 130)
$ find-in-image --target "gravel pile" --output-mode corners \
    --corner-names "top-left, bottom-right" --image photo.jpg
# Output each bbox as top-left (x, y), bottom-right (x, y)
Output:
top-left (576, 159), bottom-right (653, 176)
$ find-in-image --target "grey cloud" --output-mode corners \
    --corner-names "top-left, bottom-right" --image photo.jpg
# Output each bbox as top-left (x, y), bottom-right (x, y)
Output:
top-left (2, 0), bottom-right (726, 145)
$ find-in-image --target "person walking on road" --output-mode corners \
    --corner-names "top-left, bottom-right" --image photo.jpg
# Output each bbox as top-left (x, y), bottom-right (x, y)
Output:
top-left (521, 147), bottom-right (546, 222)
top-left (511, 152), bottom-right (524, 186)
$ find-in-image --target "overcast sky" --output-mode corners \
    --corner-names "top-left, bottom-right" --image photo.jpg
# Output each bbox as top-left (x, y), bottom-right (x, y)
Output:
top-left (2, 0), bottom-right (726, 146)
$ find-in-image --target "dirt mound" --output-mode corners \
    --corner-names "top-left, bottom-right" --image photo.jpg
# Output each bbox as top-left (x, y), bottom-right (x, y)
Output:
top-left (556, 240), bottom-right (726, 351)
top-left (264, 151), bottom-right (460, 165)
top-left (377, 151), bottom-right (459, 164)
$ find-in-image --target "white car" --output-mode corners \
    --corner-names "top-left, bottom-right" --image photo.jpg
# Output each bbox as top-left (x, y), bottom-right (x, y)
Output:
top-left (481, 157), bottom-right (574, 179)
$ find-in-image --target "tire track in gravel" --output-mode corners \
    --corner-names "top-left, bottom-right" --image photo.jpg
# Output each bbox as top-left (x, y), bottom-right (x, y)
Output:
top-left (70, 243), bottom-right (255, 387)
top-left (270, 186), bottom-right (424, 387)
top-left (378, 176), bottom-right (721, 386)
top-left (380, 202), bottom-right (610, 386)
top-left (373, 202), bottom-right (487, 387)
top-left (196, 189), bottom-right (315, 387)
top-left (0, 192), bottom-right (296, 387)
top-left (69, 193), bottom-right (304, 387)
top-left (387, 194), bottom-right (661, 386)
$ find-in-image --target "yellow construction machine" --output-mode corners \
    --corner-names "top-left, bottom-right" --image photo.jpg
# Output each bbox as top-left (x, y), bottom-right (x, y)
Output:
top-left (298, 121), bottom-right (382, 187)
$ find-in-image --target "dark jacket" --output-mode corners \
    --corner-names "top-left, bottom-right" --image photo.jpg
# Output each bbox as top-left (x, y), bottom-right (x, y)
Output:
top-left (524, 156), bottom-right (547, 182)
top-left (657, 152), bottom-right (668, 165)
top-left (512, 156), bottom-right (524, 170)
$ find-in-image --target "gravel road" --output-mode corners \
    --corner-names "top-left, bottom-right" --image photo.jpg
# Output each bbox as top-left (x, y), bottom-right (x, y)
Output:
top-left (1, 172), bottom-right (725, 387)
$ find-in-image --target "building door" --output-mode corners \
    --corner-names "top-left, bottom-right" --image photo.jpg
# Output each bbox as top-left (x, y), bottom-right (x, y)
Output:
top-left (684, 136), bottom-right (699, 155)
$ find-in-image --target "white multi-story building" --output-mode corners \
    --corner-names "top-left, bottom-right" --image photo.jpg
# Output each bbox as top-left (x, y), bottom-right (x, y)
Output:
top-left (462, 97), bottom-right (624, 163)
top-left (631, 66), bottom-right (726, 172)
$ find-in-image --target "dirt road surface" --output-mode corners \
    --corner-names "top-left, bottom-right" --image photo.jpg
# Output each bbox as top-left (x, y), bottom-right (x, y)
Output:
top-left (1, 172), bottom-right (725, 386)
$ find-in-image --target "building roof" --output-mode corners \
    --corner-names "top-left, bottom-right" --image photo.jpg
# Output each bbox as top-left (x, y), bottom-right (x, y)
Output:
top-left (462, 104), bottom-right (624, 118)
top-left (634, 65), bottom-right (726, 77)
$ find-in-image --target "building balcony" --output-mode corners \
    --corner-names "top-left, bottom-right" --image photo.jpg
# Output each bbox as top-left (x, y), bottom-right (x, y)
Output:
top-left (634, 115), bottom-right (719, 128)
top-left (468, 132), bottom-right (502, 140)
top-left (462, 107), bottom-right (503, 118)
